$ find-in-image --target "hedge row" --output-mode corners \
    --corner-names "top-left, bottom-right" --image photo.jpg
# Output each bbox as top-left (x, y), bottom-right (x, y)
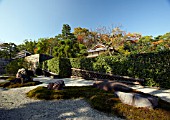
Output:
top-left (69, 57), bottom-right (96, 71)
top-left (91, 51), bottom-right (170, 88)
top-left (44, 50), bottom-right (170, 88)
top-left (44, 57), bottom-right (71, 78)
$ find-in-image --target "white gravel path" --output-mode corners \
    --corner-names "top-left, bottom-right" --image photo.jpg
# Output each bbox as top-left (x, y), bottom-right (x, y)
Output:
top-left (0, 77), bottom-right (123, 120)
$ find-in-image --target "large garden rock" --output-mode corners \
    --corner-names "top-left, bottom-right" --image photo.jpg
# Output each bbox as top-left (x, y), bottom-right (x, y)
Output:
top-left (47, 80), bottom-right (65, 90)
top-left (115, 91), bottom-right (158, 109)
top-left (16, 68), bottom-right (27, 78)
top-left (93, 80), bottom-right (133, 92)
top-left (15, 68), bottom-right (33, 84)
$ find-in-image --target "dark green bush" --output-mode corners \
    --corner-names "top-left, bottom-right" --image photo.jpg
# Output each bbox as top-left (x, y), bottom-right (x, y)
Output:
top-left (70, 51), bottom-right (170, 88)
top-left (126, 51), bottom-right (170, 88)
top-left (59, 57), bottom-right (71, 78)
top-left (5, 58), bottom-right (28, 75)
top-left (70, 57), bottom-right (96, 71)
top-left (44, 57), bottom-right (71, 78)
top-left (46, 57), bottom-right (59, 74)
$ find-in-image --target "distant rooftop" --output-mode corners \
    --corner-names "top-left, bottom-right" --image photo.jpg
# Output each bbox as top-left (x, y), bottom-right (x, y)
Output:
top-left (13, 50), bottom-right (31, 59)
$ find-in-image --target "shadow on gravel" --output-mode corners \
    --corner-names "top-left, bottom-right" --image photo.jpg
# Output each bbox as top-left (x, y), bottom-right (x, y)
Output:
top-left (33, 77), bottom-right (94, 86)
top-left (0, 99), bottom-right (113, 120)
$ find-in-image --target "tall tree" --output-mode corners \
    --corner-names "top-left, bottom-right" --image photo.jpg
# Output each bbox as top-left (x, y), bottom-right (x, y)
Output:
top-left (73, 27), bottom-right (90, 44)
top-left (52, 39), bottom-right (87, 58)
top-left (0, 42), bottom-right (18, 59)
top-left (36, 38), bottom-right (49, 54)
top-left (56, 24), bottom-right (76, 40)
top-left (73, 27), bottom-right (99, 49)
top-left (17, 39), bottom-right (37, 54)
top-left (62, 24), bottom-right (71, 37)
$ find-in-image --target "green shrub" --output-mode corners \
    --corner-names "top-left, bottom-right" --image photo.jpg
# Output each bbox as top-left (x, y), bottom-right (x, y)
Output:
top-left (44, 57), bottom-right (71, 78)
top-left (5, 58), bottom-right (28, 75)
top-left (59, 57), bottom-right (71, 77)
top-left (127, 51), bottom-right (170, 88)
top-left (70, 57), bottom-right (96, 71)
top-left (46, 57), bottom-right (59, 74)
top-left (70, 51), bottom-right (170, 88)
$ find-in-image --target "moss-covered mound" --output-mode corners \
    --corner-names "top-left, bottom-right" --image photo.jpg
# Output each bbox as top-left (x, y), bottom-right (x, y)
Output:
top-left (0, 81), bottom-right (42, 88)
top-left (27, 86), bottom-right (170, 120)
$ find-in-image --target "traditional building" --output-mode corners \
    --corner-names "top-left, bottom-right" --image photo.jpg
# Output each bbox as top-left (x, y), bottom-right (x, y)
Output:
top-left (13, 50), bottom-right (31, 59)
top-left (87, 44), bottom-right (113, 58)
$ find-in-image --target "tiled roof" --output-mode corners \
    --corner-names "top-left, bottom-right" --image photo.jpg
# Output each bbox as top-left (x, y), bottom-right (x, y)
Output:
top-left (13, 50), bottom-right (31, 59)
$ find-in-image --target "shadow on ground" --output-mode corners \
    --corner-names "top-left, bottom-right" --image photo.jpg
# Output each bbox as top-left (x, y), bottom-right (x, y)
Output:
top-left (33, 76), bottom-right (94, 86)
top-left (0, 99), bottom-right (115, 120)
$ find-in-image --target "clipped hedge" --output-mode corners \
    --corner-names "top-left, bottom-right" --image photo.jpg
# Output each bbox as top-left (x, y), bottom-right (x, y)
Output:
top-left (70, 51), bottom-right (170, 88)
top-left (127, 51), bottom-right (170, 88)
top-left (70, 57), bottom-right (96, 71)
top-left (93, 55), bottom-right (128, 75)
top-left (93, 51), bottom-right (170, 88)
top-left (44, 57), bottom-right (71, 78)
top-left (44, 50), bottom-right (170, 88)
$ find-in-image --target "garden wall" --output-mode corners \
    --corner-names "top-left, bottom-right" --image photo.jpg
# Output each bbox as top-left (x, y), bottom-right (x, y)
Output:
top-left (0, 58), bottom-right (9, 75)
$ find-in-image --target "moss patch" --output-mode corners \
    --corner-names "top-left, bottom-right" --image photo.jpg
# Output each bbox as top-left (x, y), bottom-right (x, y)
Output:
top-left (6, 76), bottom-right (16, 81)
top-left (0, 81), bottom-right (42, 88)
top-left (27, 86), bottom-right (170, 120)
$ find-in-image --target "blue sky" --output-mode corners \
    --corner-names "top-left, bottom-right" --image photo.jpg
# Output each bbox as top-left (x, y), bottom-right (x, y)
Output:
top-left (0, 0), bottom-right (170, 45)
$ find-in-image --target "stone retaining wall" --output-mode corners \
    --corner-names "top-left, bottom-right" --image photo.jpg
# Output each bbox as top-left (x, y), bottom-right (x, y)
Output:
top-left (0, 58), bottom-right (9, 75)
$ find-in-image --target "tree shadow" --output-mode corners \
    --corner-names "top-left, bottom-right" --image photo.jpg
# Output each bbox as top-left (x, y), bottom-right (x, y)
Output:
top-left (0, 98), bottom-right (115, 120)
top-left (33, 77), bottom-right (94, 87)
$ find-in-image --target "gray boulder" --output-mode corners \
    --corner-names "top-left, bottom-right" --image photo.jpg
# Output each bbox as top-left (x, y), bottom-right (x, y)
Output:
top-left (15, 68), bottom-right (32, 84)
top-left (93, 80), bottom-right (133, 92)
top-left (115, 91), bottom-right (158, 109)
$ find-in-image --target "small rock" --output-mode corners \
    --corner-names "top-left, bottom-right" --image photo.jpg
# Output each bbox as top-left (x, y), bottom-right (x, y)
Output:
top-left (47, 80), bottom-right (65, 90)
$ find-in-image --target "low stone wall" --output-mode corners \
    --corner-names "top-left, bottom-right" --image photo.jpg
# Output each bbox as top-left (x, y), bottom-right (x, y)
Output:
top-left (25, 54), bottom-right (53, 71)
top-left (0, 58), bottom-right (9, 75)
top-left (71, 68), bottom-right (144, 85)
top-left (25, 54), bottom-right (40, 71)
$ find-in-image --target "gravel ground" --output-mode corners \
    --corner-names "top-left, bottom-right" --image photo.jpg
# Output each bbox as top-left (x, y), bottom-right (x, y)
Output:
top-left (0, 77), bottom-right (123, 120)
top-left (130, 85), bottom-right (170, 103)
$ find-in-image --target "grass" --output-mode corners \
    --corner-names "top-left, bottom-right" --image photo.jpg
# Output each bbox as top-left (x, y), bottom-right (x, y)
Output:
top-left (26, 86), bottom-right (170, 120)
top-left (0, 81), bottom-right (42, 88)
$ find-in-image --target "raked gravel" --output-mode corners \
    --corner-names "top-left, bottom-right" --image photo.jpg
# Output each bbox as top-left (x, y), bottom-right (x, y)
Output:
top-left (0, 79), bottom-right (123, 120)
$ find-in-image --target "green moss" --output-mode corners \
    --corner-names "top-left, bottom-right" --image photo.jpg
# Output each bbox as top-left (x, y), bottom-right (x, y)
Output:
top-left (0, 82), bottom-right (10, 88)
top-left (0, 81), bottom-right (42, 88)
top-left (26, 86), bottom-right (170, 120)
top-left (6, 76), bottom-right (16, 81)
